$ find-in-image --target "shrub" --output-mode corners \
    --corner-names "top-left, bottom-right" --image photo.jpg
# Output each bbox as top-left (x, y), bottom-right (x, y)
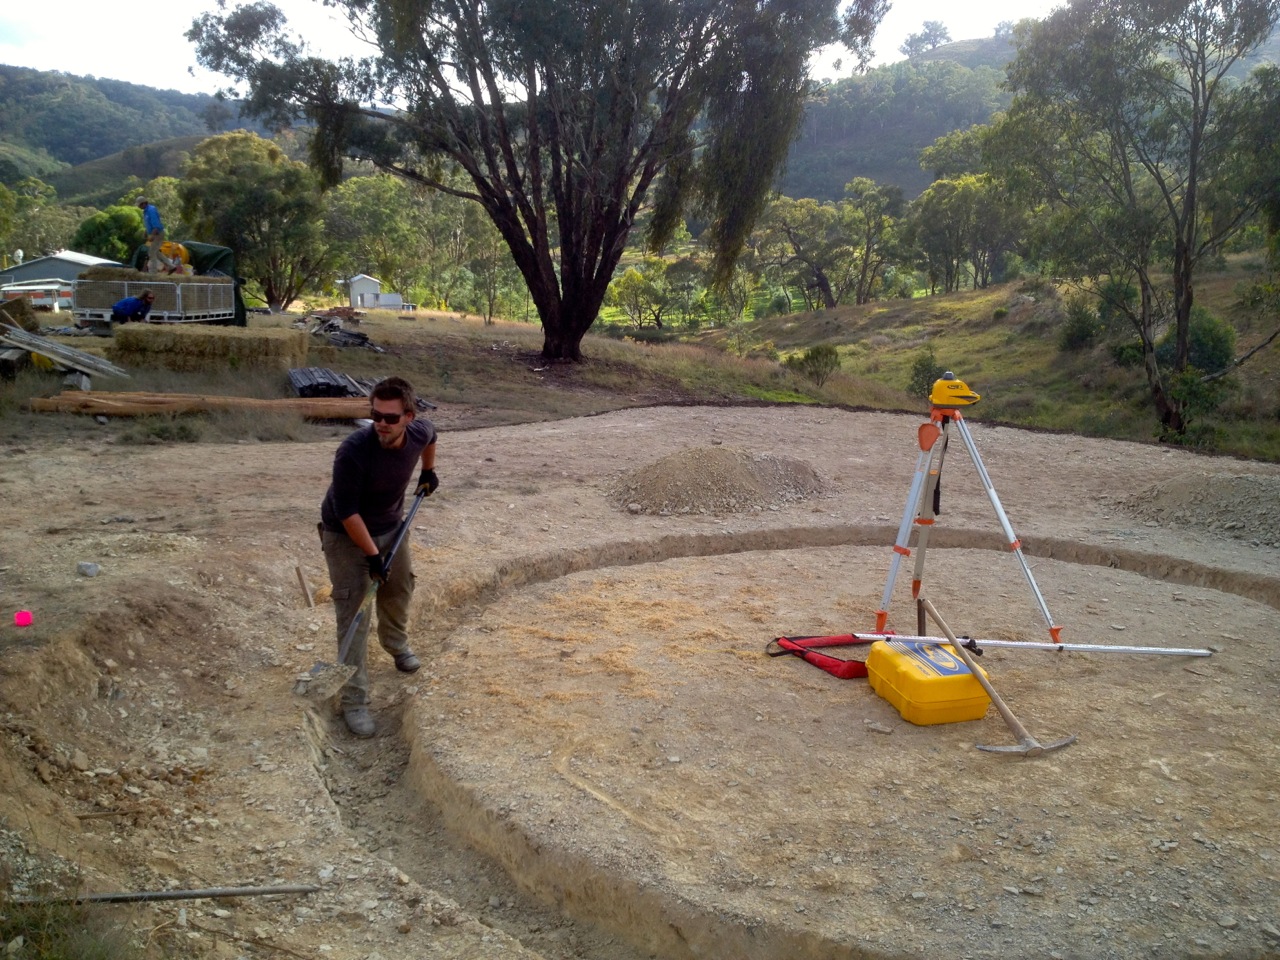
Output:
top-left (907, 345), bottom-right (946, 398)
top-left (1110, 341), bottom-right (1144, 368)
top-left (992, 306), bottom-right (1009, 320)
top-left (784, 344), bottom-right (840, 386)
top-left (1097, 279), bottom-right (1137, 336)
top-left (1155, 307), bottom-right (1236, 374)
top-left (1058, 297), bottom-right (1101, 351)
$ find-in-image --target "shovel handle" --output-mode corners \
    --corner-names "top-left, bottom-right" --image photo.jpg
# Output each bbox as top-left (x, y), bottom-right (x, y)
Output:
top-left (921, 598), bottom-right (1037, 744)
top-left (335, 488), bottom-right (429, 666)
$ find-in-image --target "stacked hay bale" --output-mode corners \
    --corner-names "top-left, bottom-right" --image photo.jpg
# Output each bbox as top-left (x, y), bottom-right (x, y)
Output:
top-left (106, 324), bottom-right (307, 372)
top-left (0, 296), bottom-right (41, 333)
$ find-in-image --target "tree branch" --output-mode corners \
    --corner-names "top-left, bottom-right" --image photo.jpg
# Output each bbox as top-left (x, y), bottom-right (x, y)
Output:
top-left (1201, 324), bottom-right (1280, 382)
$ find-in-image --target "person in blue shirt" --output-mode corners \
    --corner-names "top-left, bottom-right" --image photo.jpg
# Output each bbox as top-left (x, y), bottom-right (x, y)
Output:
top-left (136, 197), bottom-right (166, 274)
top-left (111, 290), bottom-right (154, 323)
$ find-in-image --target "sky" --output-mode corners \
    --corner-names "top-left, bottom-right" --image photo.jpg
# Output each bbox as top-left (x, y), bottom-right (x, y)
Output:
top-left (0, 0), bottom-right (1065, 97)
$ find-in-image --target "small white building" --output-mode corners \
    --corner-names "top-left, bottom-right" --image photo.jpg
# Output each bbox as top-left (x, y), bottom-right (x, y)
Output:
top-left (348, 274), bottom-right (408, 310)
top-left (348, 274), bottom-right (380, 308)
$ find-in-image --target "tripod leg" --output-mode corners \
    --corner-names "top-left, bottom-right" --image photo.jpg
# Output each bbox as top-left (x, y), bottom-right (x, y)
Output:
top-left (953, 416), bottom-right (1062, 642)
top-left (876, 422), bottom-right (942, 632)
top-left (910, 421), bottom-right (949, 599)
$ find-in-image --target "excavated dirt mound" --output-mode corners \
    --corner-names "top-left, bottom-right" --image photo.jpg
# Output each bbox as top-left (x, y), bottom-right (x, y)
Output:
top-left (611, 445), bottom-right (828, 515)
top-left (1117, 472), bottom-right (1280, 547)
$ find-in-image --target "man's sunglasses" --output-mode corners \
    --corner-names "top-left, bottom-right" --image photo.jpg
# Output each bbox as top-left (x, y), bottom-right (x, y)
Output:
top-left (369, 410), bottom-right (405, 425)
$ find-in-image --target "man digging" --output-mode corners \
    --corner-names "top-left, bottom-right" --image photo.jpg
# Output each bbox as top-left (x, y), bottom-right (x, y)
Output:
top-left (319, 377), bottom-right (438, 737)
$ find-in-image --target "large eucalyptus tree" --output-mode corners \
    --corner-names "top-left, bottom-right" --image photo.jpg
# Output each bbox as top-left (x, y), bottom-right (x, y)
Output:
top-left (190, 0), bottom-right (887, 360)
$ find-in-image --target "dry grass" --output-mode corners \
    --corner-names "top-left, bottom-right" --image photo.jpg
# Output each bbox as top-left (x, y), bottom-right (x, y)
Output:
top-left (6, 266), bottom-right (1277, 458)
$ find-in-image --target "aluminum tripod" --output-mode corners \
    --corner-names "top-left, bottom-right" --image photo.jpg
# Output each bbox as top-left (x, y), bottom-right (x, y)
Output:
top-left (874, 400), bottom-right (1062, 642)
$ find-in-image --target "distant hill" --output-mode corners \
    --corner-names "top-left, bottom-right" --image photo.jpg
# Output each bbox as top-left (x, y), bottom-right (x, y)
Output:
top-left (784, 26), bottom-right (1280, 202)
top-left (0, 64), bottom-right (268, 186)
top-left (913, 34), bottom-right (1019, 71)
top-left (781, 57), bottom-right (1010, 201)
top-left (45, 136), bottom-right (210, 207)
top-left (0, 138), bottom-right (66, 183)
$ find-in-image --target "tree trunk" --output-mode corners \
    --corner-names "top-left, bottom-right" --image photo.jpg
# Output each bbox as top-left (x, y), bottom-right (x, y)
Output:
top-left (1172, 235), bottom-right (1194, 372)
top-left (537, 286), bottom-right (607, 362)
top-left (812, 269), bottom-right (837, 309)
top-left (1135, 279), bottom-right (1185, 436)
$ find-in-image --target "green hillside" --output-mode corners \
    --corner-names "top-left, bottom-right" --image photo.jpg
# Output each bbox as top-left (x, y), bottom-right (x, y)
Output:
top-left (0, 139), bottom-right (66, 183)
top-left (782, 58), bottom-right (1011, 200)
top-left (700, 257), bottom-right (1280, 460)
top-left (44, 136), bottom-right (208, 207)
top-left (786, 27), bottom-right (1280, 201)
top-left (0, 65), bottom-right (216, 168)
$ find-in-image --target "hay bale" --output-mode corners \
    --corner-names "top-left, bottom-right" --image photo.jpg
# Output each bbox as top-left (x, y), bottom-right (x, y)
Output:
top-left (78, 266), bottom-right (232, 284)
top-left (105, 324), bottom-right (307, 372)
top-left (0, 297), bottom-right (41, 333)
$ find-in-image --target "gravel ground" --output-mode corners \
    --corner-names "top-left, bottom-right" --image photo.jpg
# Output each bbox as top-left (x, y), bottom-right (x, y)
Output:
top-left (1, 404), bottom-right (1278, 960)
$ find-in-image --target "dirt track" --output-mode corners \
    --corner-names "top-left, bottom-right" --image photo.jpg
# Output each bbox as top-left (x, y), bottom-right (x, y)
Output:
top-left (1, 404), bottom-right (1278, 960)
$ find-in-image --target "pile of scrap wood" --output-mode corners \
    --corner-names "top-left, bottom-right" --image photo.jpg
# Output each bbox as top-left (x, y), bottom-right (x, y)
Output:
top-left (288, 366), bottom-right (372, 398)
top-left (30, 391), bottom-right (371, 418)
top-left (305, 317), bottom-right (384, 352)
top-left (1, 322), bottom-right (129, 380)
top-left (311, 306), bottom-right (364, 321)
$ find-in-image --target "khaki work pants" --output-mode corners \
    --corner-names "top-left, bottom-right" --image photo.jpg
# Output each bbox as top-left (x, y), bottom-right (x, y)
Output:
top-left (320, 526), bottom-right (414, 709)
top-left (146, 230), bottom-right (165, 273)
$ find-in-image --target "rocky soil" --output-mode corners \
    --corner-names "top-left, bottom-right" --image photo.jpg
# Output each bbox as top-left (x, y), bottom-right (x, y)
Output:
top-left (1, 404), bottom-right (1278, 960)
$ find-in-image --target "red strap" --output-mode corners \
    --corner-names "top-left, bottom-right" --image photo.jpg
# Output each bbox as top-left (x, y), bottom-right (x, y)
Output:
top-left (774, 635), bottom-right (872, 679)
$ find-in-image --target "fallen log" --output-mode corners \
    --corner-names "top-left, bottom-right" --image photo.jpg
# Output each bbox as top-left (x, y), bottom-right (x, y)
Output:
top-left (30, 391), bottom-right (374, 419)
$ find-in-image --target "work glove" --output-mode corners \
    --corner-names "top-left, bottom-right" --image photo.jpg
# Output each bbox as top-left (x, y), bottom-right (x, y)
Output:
top-left (416, 468), bottom-right (439, 497)
top-left (366, 552), bottom-right (390, 584)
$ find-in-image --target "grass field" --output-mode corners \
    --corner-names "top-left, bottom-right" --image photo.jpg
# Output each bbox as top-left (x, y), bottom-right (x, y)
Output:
top-left (2, 261), bottom-right (1276, 461)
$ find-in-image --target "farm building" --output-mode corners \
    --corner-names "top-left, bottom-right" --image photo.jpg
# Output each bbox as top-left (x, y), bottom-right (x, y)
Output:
top-left (0, 250), bottom-right (121, 286)
top-left (347, 274), bottom-right (407, 310)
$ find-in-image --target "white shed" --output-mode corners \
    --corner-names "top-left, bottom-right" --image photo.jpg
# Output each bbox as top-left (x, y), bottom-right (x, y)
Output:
top-left (348, 274), bottom-right (382, 308)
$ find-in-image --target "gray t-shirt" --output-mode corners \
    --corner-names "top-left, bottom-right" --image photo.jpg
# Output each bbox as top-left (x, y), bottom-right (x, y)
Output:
top-left (320, 418), bottom-right (436, 536)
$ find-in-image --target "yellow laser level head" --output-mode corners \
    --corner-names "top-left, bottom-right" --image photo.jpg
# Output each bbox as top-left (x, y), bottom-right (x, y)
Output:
top-left (929, 372), bottom-right (980, 407)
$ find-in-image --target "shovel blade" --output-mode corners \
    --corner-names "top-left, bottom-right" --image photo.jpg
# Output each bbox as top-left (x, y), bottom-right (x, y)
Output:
top-left (295, 661), bottom-right (357, 701)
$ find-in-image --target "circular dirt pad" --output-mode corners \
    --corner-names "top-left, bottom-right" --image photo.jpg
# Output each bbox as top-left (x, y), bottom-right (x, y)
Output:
top-left (412, 545), bottom-right (1280, 960)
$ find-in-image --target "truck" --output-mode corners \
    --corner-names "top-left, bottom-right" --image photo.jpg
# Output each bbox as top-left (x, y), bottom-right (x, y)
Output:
top-left (72, 276), bottom-right (237, 328)
top-left (72, 240), bottom-right (248, 331)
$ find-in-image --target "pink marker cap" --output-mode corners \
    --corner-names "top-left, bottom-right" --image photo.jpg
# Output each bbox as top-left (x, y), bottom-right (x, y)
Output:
top-left (14, 610), bottom-right (32, 627)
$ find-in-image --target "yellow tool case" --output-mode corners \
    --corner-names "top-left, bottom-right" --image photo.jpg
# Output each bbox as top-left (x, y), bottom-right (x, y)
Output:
top-left (866, 639), bottom-right (991, 726)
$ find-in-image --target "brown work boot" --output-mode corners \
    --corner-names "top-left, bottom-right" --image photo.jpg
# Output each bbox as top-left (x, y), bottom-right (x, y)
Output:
top-left (343, 707), bottom-right (375, 738)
